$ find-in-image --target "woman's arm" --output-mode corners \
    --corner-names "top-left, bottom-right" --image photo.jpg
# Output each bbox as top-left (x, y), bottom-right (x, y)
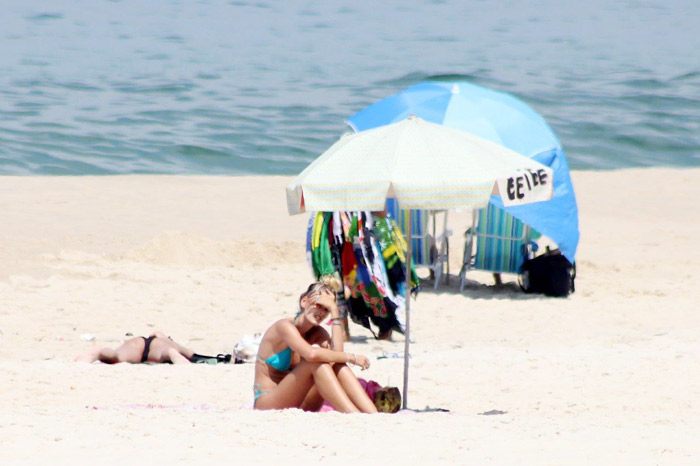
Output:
top-left (278, 320), bottom-right (357, 366)
top-left (318, 291), bottom-right (345, 353)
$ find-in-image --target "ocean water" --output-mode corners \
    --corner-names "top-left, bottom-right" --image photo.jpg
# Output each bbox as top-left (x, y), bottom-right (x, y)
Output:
top-left (0, 0), bottom-right (698, 175)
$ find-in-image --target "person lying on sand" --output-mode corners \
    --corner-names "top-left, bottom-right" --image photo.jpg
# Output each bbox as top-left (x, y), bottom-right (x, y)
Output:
top-left (75, 331), bottom-right (195, 364)
top-left (253, 282), bottom-right (378, 413)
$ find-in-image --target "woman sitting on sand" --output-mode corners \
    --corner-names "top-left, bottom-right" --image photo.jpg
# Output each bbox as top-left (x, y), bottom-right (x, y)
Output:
top-left (76, 331), bottom-right (196, 364)
top-left (253, 282), bottom-right (378, 413)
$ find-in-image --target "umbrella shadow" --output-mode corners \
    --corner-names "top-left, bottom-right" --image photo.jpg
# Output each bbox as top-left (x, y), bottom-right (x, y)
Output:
top-left (401, 406), bottom-right (451, 414)
top-left (347, 335), bottom-right (373, 345)
top-left (415, 273), bottom-right (540, 301)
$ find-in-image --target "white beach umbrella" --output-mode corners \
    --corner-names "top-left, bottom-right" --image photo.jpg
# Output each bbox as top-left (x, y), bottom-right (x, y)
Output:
top-left (286, 116), bottom-right (553, 408)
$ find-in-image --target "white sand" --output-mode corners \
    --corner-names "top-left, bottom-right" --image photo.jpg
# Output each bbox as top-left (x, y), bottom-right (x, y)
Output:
top-left (1, 169), bottom-right (699, 465)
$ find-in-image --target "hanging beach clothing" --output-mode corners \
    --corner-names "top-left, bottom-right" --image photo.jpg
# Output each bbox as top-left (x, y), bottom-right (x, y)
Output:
top-left (372, 216), bottom-right (420, 295)
top-left (308, 210), bottom-right (419, 339)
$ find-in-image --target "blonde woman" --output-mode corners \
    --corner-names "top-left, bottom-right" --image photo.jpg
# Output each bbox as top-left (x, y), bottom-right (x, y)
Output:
top-left (253, 282), bottom-right (377, 413)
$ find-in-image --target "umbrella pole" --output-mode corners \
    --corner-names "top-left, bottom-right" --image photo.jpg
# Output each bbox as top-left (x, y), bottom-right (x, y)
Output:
top-left (402, 209), bottom-right (412, 410)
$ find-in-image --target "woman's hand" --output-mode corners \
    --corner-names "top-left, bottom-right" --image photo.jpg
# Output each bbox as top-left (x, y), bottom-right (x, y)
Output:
top-left (312, 288), bottom-right (339, 317)
top-left (353, 354), bottom-right (370, 371)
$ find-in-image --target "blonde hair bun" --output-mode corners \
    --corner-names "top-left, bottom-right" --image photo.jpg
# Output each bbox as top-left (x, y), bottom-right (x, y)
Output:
top-left (320, 274), bottom-right (342, 293)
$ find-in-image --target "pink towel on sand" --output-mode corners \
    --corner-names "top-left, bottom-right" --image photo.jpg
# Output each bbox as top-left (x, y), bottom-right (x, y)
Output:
top-left (319, 378), bottom-right (381, 412)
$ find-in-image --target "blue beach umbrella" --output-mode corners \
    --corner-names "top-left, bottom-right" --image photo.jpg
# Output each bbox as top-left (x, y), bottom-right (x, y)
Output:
top-left (347, 81), bottom-right (579, 263)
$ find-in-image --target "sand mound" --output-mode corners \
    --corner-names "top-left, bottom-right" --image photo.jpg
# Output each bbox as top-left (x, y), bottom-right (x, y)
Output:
top-left (113, 231), bottom-right (305, 267)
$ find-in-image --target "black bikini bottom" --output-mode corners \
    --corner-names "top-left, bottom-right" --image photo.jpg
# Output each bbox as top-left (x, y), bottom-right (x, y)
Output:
top-left (141, 336), bottom-right (155, 363)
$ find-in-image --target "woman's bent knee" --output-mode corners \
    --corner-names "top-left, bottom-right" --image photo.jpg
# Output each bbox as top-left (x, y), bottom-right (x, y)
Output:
top-left (297, 359), bottom-right (329, 371)
top-left (333, 362), bottom-right (350, 373)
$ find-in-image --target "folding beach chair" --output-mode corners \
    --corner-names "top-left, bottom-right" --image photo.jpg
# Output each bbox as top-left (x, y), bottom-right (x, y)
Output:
top-left (459, 203), bottom-right (534, 291)
top-left (386, 199), bottom-right (451, 290)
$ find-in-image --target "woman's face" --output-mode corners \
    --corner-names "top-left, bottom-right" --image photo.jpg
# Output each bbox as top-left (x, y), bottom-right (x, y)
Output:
top-left (300, 290), bottom-right (333, 326)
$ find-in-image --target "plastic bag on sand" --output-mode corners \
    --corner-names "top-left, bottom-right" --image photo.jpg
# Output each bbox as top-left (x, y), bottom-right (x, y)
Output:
top-left (233, 333), bottom-right (262, 363)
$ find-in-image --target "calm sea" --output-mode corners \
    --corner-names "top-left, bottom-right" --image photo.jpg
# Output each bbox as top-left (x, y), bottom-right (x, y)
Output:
top-left (1, 0), bottom-right (698, 175)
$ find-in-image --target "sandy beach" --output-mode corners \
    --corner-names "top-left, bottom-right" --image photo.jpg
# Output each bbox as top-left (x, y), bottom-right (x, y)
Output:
top-left (1, 168), bottom-right (699, 465)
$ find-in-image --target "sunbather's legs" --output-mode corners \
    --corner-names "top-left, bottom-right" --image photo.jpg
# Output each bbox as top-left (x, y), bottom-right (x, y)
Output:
top-left (97, 348), bottom-right (120, 363)
top-left (111, 337), bottom-right (147, 363)
top-left (298, 364), bottom-right (377, 413)
top-left (75, 337), bottom-right (145, 363)
top-left (306, 362), bottom-right (364, 413)
top-left (74, 346), bottom-right (104, 363)
top-left (146, 338), bottom-right (194, 364)
top-left (165, 339), bottom-right (194, 360)
top-left (299, 386), bottom-right (324, 412)
top-left (255, 360), bottom-right (360, 413)
top-left (334, 364), bottom-right (378, 413)
top-left (161, 347), bottom-right (192, 364)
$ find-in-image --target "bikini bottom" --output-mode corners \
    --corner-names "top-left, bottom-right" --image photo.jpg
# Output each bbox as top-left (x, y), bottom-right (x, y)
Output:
top-left (253, 384), bottom-right (269, 407)
top-left (140, 336), bottom-right (155, 363)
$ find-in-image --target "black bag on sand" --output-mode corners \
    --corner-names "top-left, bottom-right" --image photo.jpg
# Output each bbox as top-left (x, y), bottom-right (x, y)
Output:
top-left (519, 251), bottom-right (576, 297)
top-left (189, 353), bottom-right (244, 364)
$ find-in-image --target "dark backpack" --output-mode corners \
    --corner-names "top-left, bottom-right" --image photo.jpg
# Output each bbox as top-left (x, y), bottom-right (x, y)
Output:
top-left (519, 251), bottom-right (576, 297)
top-left (189, 353), bottom-right (244, 364)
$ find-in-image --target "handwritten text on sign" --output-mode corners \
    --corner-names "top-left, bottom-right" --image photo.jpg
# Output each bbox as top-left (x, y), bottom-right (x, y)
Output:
top-left (497, 168), bottom-right (553, 206)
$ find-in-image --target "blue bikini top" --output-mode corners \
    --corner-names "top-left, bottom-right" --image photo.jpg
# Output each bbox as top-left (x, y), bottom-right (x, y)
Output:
top-left (262, 347), bottom-right (292, 371)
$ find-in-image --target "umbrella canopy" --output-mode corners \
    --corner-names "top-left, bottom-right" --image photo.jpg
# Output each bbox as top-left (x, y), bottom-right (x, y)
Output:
top-left (287, 116), bottom-right (553, 215)
top-left (347, 81), bottom-right (579, 263)
top-left (287, 115), bottom-right (553, 409)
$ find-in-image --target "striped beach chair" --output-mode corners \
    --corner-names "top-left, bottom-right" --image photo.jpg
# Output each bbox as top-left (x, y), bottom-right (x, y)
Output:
top-left (459, 203), bottom-right (534, 291)
top-left (386, 198), bottom-right (451, 290)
